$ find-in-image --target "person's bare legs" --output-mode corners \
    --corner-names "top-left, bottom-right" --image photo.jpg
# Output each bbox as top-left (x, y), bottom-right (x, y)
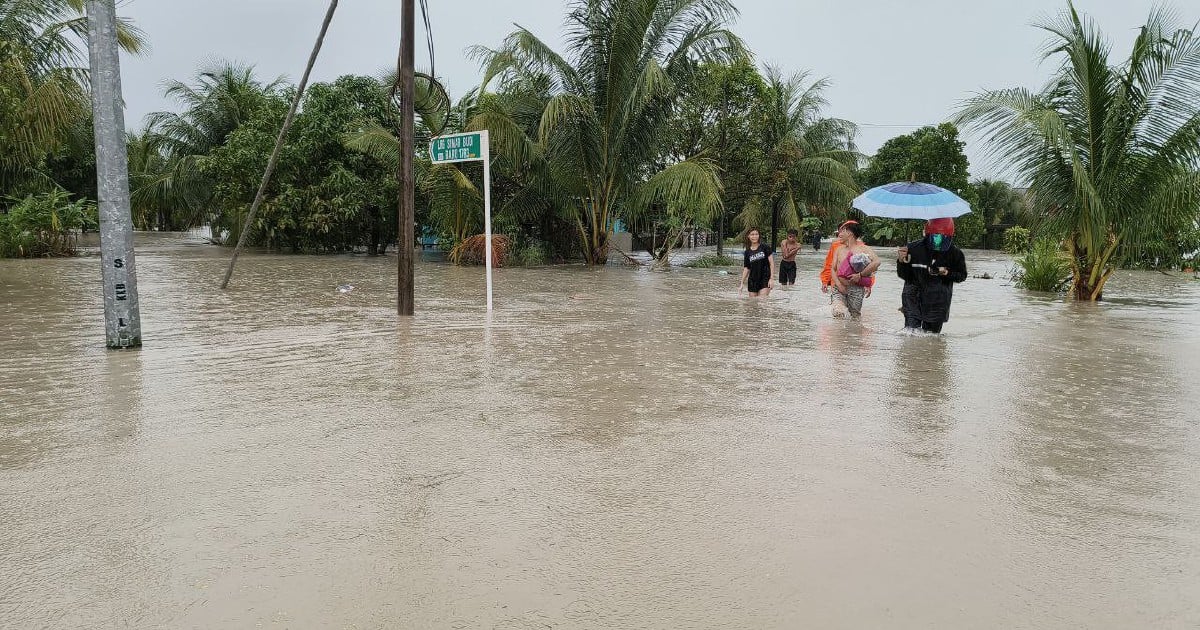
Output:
top-left (831, 289), bottom-right (848, 318)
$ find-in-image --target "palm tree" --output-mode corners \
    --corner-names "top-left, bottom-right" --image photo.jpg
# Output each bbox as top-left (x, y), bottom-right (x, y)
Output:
top-left (733, 67), bottom-right (859, 245)
top-left (473, 0), bottom-right (745, 264)
top-left (972, 178), bottom-right (1030, 247)
top-left (0, 0), bottom-right (145, 192)
top-left (136, 61), bottom-right (286, 229)
top-left (126, 128), bottom-right (206, 231)
top-left (957, 2), bottom-right (1200, 300)
top-left (148, 61), bottom-right (286, 162)
top-left (343, 76), bottom-right (481, 256)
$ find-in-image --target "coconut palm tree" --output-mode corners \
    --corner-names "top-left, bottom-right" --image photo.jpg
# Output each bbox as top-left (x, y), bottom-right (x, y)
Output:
top-left (0, 0), bottom-right (145, 192)
top-left (343, 77), bottom-right (484, 257)
top-left (957, 2), bottom-right (1200, 300)
top-left (972, 178), bottom-right (1031, 247)
top-left (733, 67), bottom-right (859, 245)
top-left (974, 179), bottom-right (1028, 225)
top-left (126, 128), bottom-right (207, 231)
top-left (134, 61), bottom-right (286, 228)
top-left (147, 62), bottom-right (286, 162)
top-left (472, 0), bottom-right (745, 264)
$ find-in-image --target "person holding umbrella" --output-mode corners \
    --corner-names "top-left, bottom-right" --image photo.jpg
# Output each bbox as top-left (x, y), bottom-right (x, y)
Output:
top-left (897, 218), bottom-right (967, 333)
top-left (851, 178), bottom-right (973, 333)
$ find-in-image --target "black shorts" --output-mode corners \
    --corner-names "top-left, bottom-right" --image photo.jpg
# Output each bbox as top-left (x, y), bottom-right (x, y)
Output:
top-left (747, 274), bottom-right (770, 293)
top-left (779, 260), bottom-right (797, 284)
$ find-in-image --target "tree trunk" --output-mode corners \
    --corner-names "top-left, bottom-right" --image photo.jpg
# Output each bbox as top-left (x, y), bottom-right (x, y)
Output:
top-left (1068, 236), bottom-right (1118, 301)
top-left (770, 200), bottom-right (779, 249)
top-left (368, 206), bottom-right (382, 255)
top-left (592, 234), bottom-right (609, 266)
top-left (582, 197), bottom-right (611, 266)
top-left (716, 88), bottom-right (729, 258)
top-left (716, 214), bottom-right (725, 257)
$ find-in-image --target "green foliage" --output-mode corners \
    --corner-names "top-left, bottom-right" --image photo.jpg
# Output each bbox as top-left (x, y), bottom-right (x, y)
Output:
top-left (42, 115), bottom-right (97, 202)
top-left (474, 0), bottom-right (747, 264)
top-left (967, 179), bottom-right (1033, 249)
top-left (345, 86), bottom-right (539, 255)
top-left (1013, 238), bottom-right (1071, 292)
top-left (1003, 226), bottom-right (1032, 254)
top-left (511, 241), bottom-right (548, 266)
top-left (0, 190), bottom-right (96, 257)
top-left (958, 2), bottom-right (1200, 299)
top-left (664, 60), bottom-right (769, 242)
top-left (800, 216), bottom-right (823, 232)
top-left (144, 62), bottom-right (290, 233)
top-left (1124, 222), bottom-right (1200, 270)
top-left (974, 179), bottom-right (1029, 226)
top-left (858, 123), bottom-right (982, 247)
top-left (685, 253), bottom-right (737, 268)
top-left (733, 67), bottom-right (859, 240)
top-left (953, 208), bottom-right (986, 249)
top-left (0, 0), bottom-right (145, 192)
top-left (863, 217), bottom-right (898, 244)
top-left (631, 157), bottom-right (724, 228)
top-left (861, 123), bottom-right (970, 193)
top-left (202, 74), bottom-right (404, 253)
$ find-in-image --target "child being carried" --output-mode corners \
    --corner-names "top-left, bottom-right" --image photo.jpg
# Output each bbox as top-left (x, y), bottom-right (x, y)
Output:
top-left (837, 252), bottom-right (876, 287)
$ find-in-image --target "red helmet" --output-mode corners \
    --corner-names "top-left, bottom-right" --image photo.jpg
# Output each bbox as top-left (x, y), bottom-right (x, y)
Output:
top-left (924, 217), bottom-right (955, 236)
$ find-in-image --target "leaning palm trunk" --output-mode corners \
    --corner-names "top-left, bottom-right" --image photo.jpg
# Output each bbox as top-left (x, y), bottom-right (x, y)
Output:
top-left (648, 219), bottom-right (693, 270)
top-left (956, 2), bottom-right (1200, 301)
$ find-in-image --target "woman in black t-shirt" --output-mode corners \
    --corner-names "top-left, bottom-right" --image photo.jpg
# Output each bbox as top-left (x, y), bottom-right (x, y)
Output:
top-left (739, 227), bottom-right (774, 297)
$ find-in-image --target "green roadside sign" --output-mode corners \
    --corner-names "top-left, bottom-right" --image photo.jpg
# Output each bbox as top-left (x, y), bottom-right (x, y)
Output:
top-left (429, 132), bottom-right (484, 163)
top-left (427, 130), bottom-right (495, 310)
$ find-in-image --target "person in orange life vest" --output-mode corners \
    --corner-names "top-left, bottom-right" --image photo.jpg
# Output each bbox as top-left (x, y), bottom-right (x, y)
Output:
top-left (820, 220), bottom-right (871, 292)
top-left (829, 222), bottom-right (881, 318)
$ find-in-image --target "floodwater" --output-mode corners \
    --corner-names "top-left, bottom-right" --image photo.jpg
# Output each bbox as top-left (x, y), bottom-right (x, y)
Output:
top-left (2, 234), bottom-right (1199, 629)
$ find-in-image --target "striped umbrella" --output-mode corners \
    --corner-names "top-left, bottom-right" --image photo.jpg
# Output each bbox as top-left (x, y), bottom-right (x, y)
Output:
top-left (852, 181), bottom-right (972, 220)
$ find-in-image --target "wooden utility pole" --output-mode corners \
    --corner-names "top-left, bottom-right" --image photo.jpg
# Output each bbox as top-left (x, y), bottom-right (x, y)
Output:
top-left (397, 0), bottom-right (416, 315)
top-left (86, 0), bottom-right (141, 349)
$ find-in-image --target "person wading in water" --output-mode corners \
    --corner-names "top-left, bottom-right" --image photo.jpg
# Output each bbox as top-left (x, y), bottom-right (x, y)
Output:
top-left (739, 227), bottom-right (775, 298)
top-left (896, 217), bottom-right (967, 333)
top-left (829, 221), bottom-right (881, 318)
top-left (779, 229), bottom-right (801, 287)
top-left (820, 220), bottom-right (863, 294)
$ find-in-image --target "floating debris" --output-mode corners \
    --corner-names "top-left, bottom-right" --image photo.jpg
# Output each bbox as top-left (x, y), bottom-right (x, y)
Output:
top-left (336, 284), bottom-right (355, 294)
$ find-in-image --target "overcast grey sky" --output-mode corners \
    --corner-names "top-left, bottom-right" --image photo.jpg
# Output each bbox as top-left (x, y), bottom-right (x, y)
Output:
top-left (116, 0), bottom-right (1192, 180)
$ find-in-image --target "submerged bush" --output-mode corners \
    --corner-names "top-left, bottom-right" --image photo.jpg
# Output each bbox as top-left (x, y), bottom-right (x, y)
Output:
top-left (1013, 238), bottom-right (1070, 292)
top-left (512, 241), bottom-right (547, 266)
top-left (1003, 226), bottom-right (1031, 255)
top-left (0, 191), bottom-right (97, 258)
top-left (685, 253), bottom-right (737, 268)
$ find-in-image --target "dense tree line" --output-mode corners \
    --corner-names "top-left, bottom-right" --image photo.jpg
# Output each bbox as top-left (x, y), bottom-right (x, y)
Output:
top-left (4, 0), bottom-right (1197, 288)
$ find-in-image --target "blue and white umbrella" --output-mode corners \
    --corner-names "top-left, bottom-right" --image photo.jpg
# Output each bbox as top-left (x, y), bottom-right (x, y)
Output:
top-left (852, 181), bottom-right (972, 220)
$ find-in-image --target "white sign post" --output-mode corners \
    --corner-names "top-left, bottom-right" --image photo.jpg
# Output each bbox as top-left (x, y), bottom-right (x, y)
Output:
top-left (429, 130), bottom-right (493, 310)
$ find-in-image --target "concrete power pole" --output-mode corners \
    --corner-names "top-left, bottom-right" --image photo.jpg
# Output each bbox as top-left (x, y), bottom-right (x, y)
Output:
top-left (397, 0), bottom-right (415, 316)
top-left (86, 0), bottom-right (142, 349)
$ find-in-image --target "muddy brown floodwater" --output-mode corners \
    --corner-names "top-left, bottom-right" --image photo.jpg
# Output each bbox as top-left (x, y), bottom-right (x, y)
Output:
top-left (2, 234), bottom-right (1199, 629)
